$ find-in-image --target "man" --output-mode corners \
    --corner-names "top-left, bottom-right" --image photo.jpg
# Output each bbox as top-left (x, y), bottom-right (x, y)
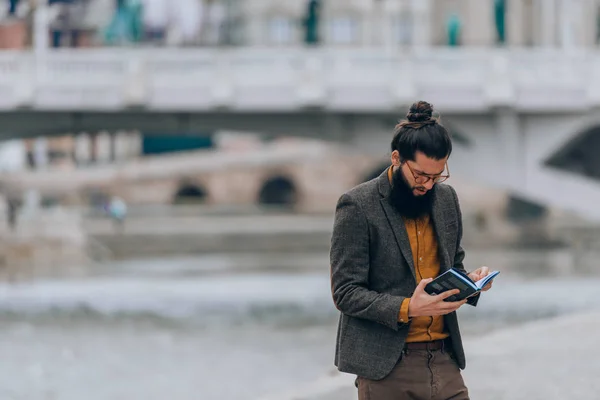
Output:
top-left (330, 101), bottom-right (492, 400)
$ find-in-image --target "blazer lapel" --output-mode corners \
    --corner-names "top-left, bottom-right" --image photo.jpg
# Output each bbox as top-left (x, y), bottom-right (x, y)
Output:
top-left (378, 170), bottom-right (417, 281)
top-left (431, 187), bottom-right (452, 272)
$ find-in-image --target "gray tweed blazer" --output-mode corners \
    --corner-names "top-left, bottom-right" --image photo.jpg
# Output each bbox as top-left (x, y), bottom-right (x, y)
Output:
top-left (329, 168), bottom-right (478, 381)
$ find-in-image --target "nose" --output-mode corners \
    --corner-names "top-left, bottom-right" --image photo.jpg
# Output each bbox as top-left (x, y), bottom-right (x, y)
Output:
top-left (423, 180), bottom-right (435, 190)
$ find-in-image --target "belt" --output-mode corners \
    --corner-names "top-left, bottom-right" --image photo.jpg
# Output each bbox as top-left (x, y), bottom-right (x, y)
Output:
top-left (404, 338), bottom-right (451, 351)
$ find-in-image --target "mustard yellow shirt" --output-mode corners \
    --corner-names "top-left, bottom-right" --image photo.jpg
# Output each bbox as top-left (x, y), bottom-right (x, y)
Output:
top-left (388, 166), bottom-right (449, 342)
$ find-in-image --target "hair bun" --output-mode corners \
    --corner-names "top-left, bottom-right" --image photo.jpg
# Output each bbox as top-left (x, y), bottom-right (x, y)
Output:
top-left (406, 101), bottom-right (434, 123)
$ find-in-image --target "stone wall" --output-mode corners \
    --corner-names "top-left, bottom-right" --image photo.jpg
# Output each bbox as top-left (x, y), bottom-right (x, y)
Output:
top-left (115, 141), bottom-right (387, 213)
top-left (0, 208), bottom-right (90, 282)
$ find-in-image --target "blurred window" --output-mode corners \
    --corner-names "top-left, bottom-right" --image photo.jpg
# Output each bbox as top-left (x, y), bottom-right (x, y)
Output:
top-left (522, 0), bottom-right (535, 46)
top-left (267, 16), bottom-right (295, 45)
top-left (392, 13), bottom-right (412, 45)
top-left (597, 6), bottom-right (600, 44)
top-left (328, 16), bottom-right (358, 45)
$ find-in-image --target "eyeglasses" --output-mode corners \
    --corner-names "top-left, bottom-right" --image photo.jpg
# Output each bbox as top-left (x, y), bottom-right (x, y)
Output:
top-left (404, 161), bottom-right (450, 184)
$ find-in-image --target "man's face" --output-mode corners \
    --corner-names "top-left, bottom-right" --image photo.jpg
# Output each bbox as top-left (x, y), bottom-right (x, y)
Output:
top-left (392, 151), bottom-right (448, 196)
top-left (388, 150), bottom-right (448, 219)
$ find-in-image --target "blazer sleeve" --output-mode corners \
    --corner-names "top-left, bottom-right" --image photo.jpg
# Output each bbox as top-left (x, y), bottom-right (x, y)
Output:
top-left (330, 193), bottom-right (408, 331)
top-left (449, 186), bottom-right (480, 307)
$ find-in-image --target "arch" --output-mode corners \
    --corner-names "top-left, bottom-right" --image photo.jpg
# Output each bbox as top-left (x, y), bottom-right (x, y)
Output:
top-left (173, 183), bottom-right (208, 205)
top-left (258, 176), bottom-right (297, 208)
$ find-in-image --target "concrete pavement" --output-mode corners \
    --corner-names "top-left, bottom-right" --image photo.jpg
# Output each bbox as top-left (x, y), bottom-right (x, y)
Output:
top-left (462, 311), bottom-right (600, 400)
top-left (260, 311), bottom-right (600, 400)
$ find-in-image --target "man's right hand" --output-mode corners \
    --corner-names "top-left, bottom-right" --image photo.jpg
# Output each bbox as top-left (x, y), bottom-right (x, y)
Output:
top-left (408, 278), bottom-right (467, 318)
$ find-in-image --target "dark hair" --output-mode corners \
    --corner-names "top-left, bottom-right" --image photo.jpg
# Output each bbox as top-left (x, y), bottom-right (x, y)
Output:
top-left (390, 101), bottom-right (452, 161)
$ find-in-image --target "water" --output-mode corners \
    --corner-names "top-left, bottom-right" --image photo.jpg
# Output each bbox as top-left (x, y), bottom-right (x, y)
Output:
top-left (1, 248), bottom-right (599, 400)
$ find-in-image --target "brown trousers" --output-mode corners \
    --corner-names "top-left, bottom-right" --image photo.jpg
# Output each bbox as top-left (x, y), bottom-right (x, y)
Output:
top-left (357, 349), bottom-right (469, 400)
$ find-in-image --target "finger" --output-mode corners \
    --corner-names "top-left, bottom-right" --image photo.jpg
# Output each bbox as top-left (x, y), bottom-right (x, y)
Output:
top-left (446, 298), bottom-right (467, 307)
top-left (436, 289), bottom-right (461, 301)
top-left (443, 300), bottom-right (467, 312)
top-left (482, 282), bottom-right (493, 291)
top-left (415, 278), bottom-right (433, 293)
top-left (436, 301), bottom-right (467, 315)
top-left (480, 266), bottom-right (490, 276)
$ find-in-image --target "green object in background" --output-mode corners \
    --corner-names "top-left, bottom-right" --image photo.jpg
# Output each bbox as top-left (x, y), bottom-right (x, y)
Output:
top-left (597, 9), bottom-right (600, 44)
top-left (103, 0), bottom-right (143, 45)
top-left (142, 135), bottom-right (214, 155)
top-left (304, 0), bottom-right (320, 45)
top-left (495, 0), bottom-right (506, 44)
top-left (447, 13), bottom-right (461, 46)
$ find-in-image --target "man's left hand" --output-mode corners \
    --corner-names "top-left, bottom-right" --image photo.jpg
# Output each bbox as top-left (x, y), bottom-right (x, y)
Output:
top-left (468, 266), bottom-right (493, 291)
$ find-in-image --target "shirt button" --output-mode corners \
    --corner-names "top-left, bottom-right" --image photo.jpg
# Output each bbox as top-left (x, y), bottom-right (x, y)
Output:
top-left (418, 231), bottom-right (421, 235)
top-left (419, 257), bottom-right (423, 261)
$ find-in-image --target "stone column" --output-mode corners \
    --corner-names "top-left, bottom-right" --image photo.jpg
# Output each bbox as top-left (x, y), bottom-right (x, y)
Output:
top-left (370, 0), bottom-right (386, 46)
top-left (96, 131), bottom-right (112, 164)
top-left (74, 133), bottom-right (92, 165)
top-left (506, 0), bottom-right (525, 46)
top-left (558, 0), bottom-right (571, 47)
top-left (411, 0), bottom-right (432, 47)
top-left (361, 1), bottom-right (375, 46)
top-left (89, 133), bottom-right (97, 164)
top-left (465, 0), bottom-right (494, 46)
top-left (379, 0), bottom-right (395, 48)
top-left (33, 1), bottom-right (49, 54)
top-left (539, 0), bottom-right (557, 47)
top-left (242, 3), bottom-right (263, 45)
top-left (129, 131), bottom-right (143, 158)
top-left (33, 137), bottom-right (48, 170)
top-left (494, 109), bottom-right (523, 186)
top-left (580, 0), bottom-right (599, 46)
top-left (558, 0), bottom-right (587, 48)
top-left (109, 132), bottom-right (117, 162)
top-left (113, 131), bottom-right (134, 162)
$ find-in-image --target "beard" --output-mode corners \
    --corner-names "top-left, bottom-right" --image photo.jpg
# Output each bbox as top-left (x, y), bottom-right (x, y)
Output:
top-left (389, 167), bottom-right (434, 219)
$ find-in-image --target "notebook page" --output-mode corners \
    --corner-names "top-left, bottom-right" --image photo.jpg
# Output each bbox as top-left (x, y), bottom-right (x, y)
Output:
top-left (474, 270), bottom-right (500, 289)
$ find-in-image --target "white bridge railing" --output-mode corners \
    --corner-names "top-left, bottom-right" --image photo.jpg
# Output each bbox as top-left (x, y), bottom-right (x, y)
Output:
top-left (0, 48), bottom-right (599, 112)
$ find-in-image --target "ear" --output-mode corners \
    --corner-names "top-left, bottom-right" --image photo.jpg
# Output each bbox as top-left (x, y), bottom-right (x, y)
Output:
top-left (391, 150), bottom-right (401, 167)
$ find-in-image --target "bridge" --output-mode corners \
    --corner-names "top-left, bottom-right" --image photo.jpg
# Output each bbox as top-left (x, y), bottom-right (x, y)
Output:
top-left (0, 139), bottom-right (386, 214)
top-left (1, 48), bottom-right (599, 219)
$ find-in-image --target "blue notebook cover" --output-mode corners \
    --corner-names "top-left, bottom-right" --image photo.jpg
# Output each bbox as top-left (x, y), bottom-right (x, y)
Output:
top-left (424, 268), bottom-right (499, 302)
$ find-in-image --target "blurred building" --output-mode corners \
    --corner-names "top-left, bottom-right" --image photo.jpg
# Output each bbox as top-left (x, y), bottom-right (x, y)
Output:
top-left (244, 0), bottom-right (599, 48)
top-left (0, 0), bottom-right (599, 221)
top-left (0, 137), bottom-right (381, 212)
top-left (1, 0), bottom-right (599, 49)
top-left (0, 140), bottom-right (26, 172)
top-left (19, 131), bottom-right (143, 170)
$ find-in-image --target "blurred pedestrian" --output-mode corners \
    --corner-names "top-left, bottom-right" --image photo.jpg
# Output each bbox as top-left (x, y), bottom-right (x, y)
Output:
top-left (303, 0), bottom-right (320, 45)
top-left (446, 12), bottom-right (461, 46)
top-left (494, 0), bottom-right (506, 45)
top-left (105, 195), bottom-right (127, 232)
top-left (139, 0), bottom-right (168, 44)
top-left (7, 197), bottom-right (17, 231)
top-left (167, 0), bottom-right (201, 46)
top-left (330, 101), bottom-right (494, 400)
top-left (103, 0), bottom-right (142, 45)
top-left (202, 0), bottom-right (224, 46)
top-left (8, 0), bottom-right (20, 16)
